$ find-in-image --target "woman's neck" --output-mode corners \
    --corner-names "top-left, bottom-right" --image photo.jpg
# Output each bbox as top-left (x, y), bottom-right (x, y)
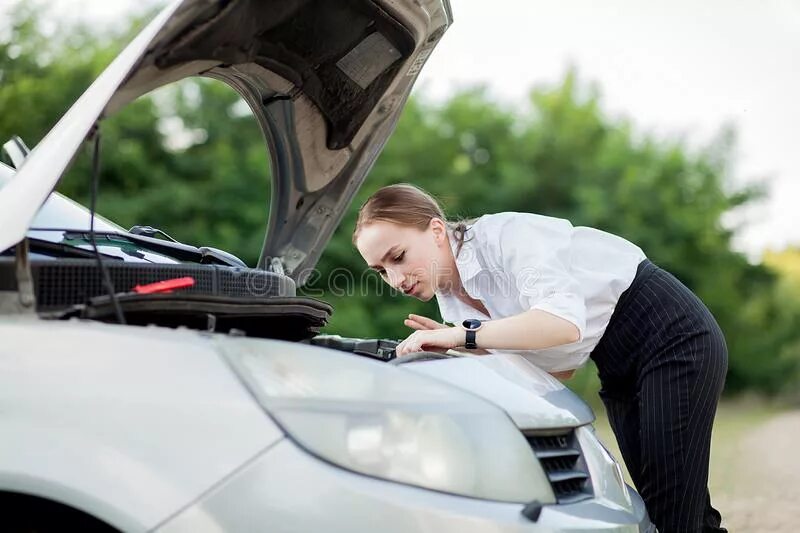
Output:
top-left (438, 230), bottom-right (468, 298)
top-left (440, 226), bottom-right (490, 318)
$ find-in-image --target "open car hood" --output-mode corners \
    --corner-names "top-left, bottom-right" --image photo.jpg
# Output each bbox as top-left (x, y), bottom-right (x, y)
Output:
top-left (0, 0), bottom-right (452, 284)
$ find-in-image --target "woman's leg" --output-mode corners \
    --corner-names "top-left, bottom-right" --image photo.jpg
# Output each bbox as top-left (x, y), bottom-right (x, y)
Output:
top-left (591, 259), bottom-right (728, 530)
top-left (599, 391), bottom-right (644, 492)
top-left (601, 353), bottom-right (725, 533)
top-left (634, 276), bottom-right (729, 532)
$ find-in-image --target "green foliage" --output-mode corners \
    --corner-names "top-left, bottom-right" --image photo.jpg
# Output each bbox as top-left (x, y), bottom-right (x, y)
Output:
top-left (2, 4), bottom-right (798, 394)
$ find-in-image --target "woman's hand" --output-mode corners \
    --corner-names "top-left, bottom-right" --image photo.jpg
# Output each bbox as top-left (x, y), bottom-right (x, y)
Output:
top-left (399, 314), bottom-right (454, 355)
top-left (396, 325), bottom-right (464, 356)
top-left (400, 314), bottom-right (490, 356)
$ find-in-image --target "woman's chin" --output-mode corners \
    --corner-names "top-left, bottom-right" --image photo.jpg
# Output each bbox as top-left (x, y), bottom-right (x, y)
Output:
top-left (415, 287), bottom-right (434, 302)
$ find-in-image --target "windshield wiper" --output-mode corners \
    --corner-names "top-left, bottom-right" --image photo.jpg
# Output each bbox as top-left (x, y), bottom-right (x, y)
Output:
top-left (28, 228), bottom-right (247, 267)
top-left (2, 237), bottom-right (123, 261)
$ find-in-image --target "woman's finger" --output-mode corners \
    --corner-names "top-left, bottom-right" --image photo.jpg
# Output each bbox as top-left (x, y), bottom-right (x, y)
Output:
top-left (409, 314), bottom-right (443, 328)
top-left (404, 318), bottom-right (430, 330)
top-left (395, 332), bottom-right (416, 356)
top-left (397, 342), bottom-right (418, 356)
top-left (420, 345), bottom-right (449, 354)
top-left (407, 314), bottom-right (445, 329)
top-left (398, 330), bottom-right (430, 356)
top-left (404, 316), bottom-right (437, 330)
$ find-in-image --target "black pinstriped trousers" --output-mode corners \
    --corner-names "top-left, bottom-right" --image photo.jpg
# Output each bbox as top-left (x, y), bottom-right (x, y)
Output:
top-left (590, 259), bottom-right (728, 533)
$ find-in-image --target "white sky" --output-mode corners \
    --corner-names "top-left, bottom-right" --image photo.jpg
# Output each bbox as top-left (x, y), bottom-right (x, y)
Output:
top-left (418, 0), bottom-right (800, 258)
top-left (8, 0), bottom-right (800, 257)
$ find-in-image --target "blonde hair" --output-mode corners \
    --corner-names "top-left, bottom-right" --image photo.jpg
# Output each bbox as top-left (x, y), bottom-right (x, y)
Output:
top-left (352, 183), bottom-right (471, 255)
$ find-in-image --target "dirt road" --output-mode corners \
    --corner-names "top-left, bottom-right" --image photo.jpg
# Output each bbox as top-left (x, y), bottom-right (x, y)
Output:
top-left (713, 410), bottom-right (800, 532)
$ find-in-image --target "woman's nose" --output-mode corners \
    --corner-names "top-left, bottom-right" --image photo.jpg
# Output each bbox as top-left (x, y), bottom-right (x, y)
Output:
top-left (386, 269), bottom-right (406, 290)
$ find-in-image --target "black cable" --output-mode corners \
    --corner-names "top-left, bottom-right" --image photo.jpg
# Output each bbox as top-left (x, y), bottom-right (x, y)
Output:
top-left (389, 352), bottom-right (459, 365)
top-left (88, 126), bottom-right (126, 325)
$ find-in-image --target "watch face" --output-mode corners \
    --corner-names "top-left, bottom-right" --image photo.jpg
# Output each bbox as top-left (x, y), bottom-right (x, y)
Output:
top-left (462, 318), bottom-right (482, 331)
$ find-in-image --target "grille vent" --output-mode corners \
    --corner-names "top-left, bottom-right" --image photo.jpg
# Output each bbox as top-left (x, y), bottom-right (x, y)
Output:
top-left (525, 430), bottom-right (593, 504)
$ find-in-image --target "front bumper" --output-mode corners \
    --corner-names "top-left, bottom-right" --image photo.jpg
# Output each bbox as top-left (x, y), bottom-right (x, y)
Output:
top-left (155, 438), bottom-right (654, 533)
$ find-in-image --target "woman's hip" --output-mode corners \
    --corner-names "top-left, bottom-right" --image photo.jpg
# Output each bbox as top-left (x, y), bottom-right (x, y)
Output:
top-left (590, 259), bottom-right (728, 391)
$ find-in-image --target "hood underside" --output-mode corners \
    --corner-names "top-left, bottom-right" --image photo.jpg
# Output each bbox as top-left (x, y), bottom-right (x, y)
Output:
top-left (0, 0), bottom-right (452, 283)
top-left (117, 0), bottom-right (418, 151)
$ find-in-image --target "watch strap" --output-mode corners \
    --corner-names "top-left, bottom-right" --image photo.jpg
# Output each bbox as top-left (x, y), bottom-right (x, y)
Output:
top-left (465, 329), bottom-right (477, 349)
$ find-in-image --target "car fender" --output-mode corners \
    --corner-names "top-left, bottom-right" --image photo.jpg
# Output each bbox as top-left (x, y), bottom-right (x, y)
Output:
top-left (0, 317), bottom-right (283, 532)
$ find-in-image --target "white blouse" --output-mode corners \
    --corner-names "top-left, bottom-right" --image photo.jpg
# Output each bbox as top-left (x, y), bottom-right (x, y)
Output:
top-left (435, 212), bottom-right (646, 372)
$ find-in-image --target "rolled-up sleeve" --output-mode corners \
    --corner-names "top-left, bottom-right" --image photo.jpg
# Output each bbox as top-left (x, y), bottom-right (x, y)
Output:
top-left (496, 215), bottom-right (587, 341)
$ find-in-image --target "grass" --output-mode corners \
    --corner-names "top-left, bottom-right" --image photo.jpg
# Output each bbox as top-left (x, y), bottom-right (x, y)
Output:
top-left (584, 392), bottom-right (785, 492)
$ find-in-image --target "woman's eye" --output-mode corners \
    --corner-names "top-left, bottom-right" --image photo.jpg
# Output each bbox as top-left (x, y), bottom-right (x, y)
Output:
top-left (393, 251), bottom-right (405, 263)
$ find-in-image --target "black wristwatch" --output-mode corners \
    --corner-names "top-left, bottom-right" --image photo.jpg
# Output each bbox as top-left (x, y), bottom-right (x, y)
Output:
top-left (462, 318), bottom-right (484, 349)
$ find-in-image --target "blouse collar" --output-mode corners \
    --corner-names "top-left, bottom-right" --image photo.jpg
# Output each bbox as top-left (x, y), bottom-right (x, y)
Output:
top-left (449, 226), bottom-right (482, 283)
top-left (436, 227), bottom-right (489, 323)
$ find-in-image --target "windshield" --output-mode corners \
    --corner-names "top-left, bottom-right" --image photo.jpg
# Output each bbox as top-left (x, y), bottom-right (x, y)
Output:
top-left (3, 76), bottom-right (269, 266)
top-left (30, 192), bottom-right (125, 233)
top-left (50, 77), bottom-right (271, 266)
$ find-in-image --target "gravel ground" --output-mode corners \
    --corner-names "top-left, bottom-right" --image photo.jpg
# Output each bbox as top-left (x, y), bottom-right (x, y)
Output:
top-left (592, 400), bottom-right (799, 532)
top-left (711, 410), bottom-right (800, 532)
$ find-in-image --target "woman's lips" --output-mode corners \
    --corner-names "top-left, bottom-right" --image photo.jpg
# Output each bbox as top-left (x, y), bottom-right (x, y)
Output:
top-left (404, 282), bottom-right (418, 295)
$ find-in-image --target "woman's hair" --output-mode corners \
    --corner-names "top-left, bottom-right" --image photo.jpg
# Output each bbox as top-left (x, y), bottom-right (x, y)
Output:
top-left (352, 183), bottom-right (472, 256)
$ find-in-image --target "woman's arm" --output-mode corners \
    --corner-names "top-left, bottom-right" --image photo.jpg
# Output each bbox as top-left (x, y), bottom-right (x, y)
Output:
top-left (550, 369), bottom-right (576, 380)
top-left (394, 309), bottom-right (580, 356)
top-left (469, 309), bottom-right (581, 351)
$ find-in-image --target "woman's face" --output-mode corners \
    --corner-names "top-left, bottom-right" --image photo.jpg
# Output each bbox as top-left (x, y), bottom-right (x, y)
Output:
top-left (355, 218), bottom-right (453, 301)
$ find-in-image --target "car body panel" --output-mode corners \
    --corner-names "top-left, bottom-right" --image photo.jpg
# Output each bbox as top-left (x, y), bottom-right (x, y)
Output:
top-left (155, 438), bottom-right (649, 533)
top-left (0, 316), bottom-right (283, 532)
top-left (0, 316), bottom-right (653, 531)
top-left (405, 353), bottom-right (595, 429)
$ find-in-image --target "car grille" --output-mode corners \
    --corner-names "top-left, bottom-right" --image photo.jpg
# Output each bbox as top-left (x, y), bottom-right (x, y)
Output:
top-left (525, 429), bottom-right (593, 504)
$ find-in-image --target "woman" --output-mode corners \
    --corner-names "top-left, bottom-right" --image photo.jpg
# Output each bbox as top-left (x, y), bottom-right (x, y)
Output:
top-left (353, 183), bottom-right (728, 533)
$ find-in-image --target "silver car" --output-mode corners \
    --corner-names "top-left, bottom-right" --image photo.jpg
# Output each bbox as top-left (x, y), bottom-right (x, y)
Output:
top-left (0, 0), bottom-right (654, 531)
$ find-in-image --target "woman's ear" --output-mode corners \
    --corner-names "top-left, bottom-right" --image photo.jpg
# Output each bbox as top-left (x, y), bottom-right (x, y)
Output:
top-left (429, 217), bottom-right (447, 245)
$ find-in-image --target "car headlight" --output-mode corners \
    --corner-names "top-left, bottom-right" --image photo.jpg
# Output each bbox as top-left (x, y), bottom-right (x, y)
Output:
top-left (218, 338), bottom-right (554, 503)
top-left (576, 425), bottom-right (632, 509)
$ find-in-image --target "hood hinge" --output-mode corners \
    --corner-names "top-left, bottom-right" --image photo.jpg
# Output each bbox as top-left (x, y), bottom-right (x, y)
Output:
top-left (268, 256), bottom-right (286, 277)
